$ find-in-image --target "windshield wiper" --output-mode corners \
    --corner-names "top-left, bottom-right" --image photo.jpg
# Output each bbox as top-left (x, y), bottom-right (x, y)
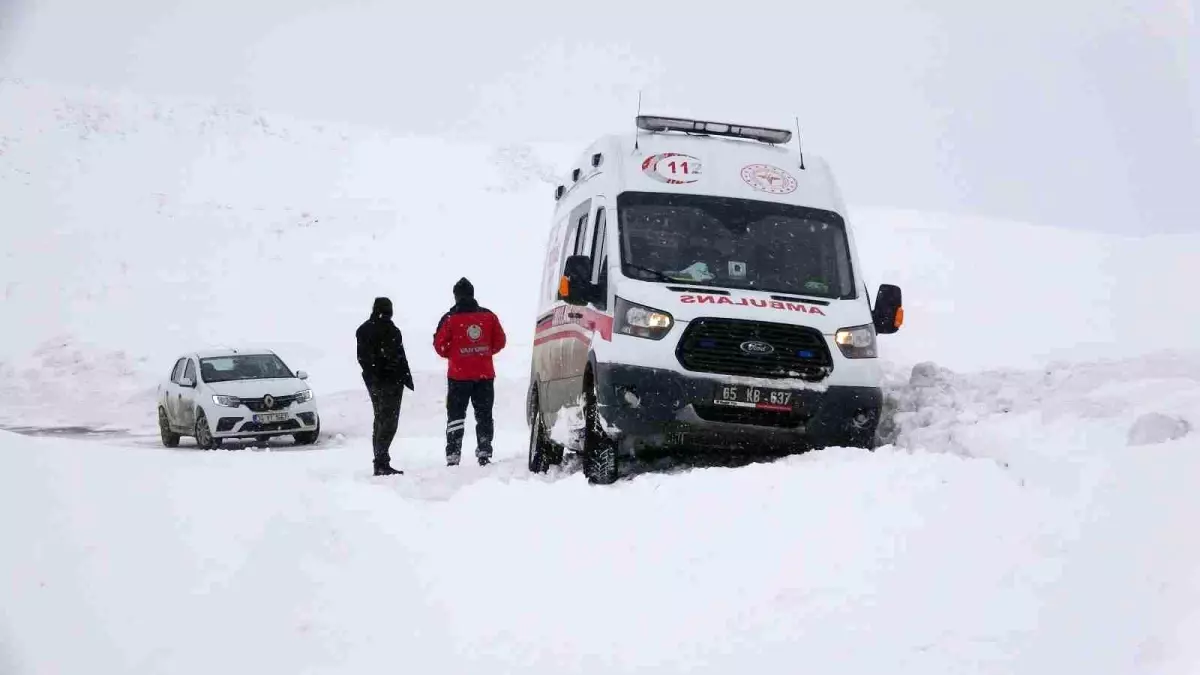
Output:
top-left (623, 263), bottom-right (677, 283)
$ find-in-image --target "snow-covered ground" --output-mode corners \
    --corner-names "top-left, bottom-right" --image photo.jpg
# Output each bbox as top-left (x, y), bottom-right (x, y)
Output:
top-left (2, 81), bottom-right (1199, 673)
top-left (3, 358), bottom-right (1198, 674)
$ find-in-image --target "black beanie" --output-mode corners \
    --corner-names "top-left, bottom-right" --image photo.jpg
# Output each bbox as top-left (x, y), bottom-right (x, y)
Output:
top-left (453, 277), bottom-right (474, 300)
top-left (372, 297), bottom-right (393, 319)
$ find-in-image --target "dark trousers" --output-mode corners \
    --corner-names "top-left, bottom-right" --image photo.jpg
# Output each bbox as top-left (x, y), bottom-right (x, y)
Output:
top-left (366, 381), bottom-right (403, 467)
top-left (446, 378), bottom-right (495, 463)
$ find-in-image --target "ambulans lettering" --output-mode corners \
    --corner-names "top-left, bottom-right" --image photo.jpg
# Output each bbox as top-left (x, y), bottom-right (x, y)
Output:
top-left (678, 294), bottom-right (826, 316)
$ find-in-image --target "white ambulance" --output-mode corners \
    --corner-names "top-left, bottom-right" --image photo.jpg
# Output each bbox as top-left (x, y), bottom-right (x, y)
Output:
top-left (527, 115), bottom-right (904, 484)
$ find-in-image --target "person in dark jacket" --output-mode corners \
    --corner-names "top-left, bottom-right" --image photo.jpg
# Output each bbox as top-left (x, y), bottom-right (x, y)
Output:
top-left (433, 278), bottom-right (506, 466)
top-left (356, 297), bottom-right (414, 476)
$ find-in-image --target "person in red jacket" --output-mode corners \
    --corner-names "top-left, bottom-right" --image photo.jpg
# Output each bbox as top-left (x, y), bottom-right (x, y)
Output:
top-left (433, 277), bottom-right (507, 466)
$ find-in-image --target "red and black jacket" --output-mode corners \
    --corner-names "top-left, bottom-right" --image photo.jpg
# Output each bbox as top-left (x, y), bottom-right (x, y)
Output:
top-left (433, 299), bottom-right (507, 381)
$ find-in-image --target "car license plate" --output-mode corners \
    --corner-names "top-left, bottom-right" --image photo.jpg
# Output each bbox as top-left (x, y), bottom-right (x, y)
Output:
top-left (714, 385), bottom-right (795, 412)
top-left (255, 412), bottom-right (289, 424)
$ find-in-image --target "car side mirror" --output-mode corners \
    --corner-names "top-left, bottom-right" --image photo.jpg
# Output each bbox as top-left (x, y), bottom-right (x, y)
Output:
top-left (558, 255), bottom-right (593, 306)
top-left (179, 376), bottom-right (196, 388)
top-left (872, 284), bottom-right (904, 334)
top-left (296, 371), bottom-right (309, 380)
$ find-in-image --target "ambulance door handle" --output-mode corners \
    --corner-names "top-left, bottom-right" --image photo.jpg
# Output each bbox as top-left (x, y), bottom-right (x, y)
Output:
top-left (568, 312), bottom-right (583, 319)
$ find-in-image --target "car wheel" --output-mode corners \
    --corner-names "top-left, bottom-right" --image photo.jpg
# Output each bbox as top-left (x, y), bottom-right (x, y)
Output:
top-left (581, 375), bottom-right (618, 485)
top-left (158, 408), bottom-right (180, 448)
top-left (294, 425), bottom-right (320, 446)
top-left (195, 411), bottom-right (218, 450)
top-left (528, 405), bottom-right (551, 474)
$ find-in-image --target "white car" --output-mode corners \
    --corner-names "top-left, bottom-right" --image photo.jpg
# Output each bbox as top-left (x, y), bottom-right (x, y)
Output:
top-left (157, 348), bottom-right (321, 448)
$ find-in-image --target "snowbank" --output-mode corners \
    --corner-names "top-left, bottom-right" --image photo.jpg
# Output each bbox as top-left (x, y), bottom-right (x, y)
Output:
top-left (0, 80), bottom-right (573, 396)
top-left (852, 208), bottom-right (1200, 372)
top-left (3, 349), bottom-right (1199, 674)
top-left (4, 80), bottom-right (1200, 674)
top-left (3, 80), bottom-right (1197, 433)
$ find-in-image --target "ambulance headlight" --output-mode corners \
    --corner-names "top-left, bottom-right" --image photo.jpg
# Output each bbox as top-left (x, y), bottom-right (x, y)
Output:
top-left (616, 297), bottom-right (673, 340)
top-left (834, 324), bottom-right (878, 359)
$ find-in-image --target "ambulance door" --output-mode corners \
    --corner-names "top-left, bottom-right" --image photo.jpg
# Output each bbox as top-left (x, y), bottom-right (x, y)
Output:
top-left (558, 199), bottom-right (594, 407)
top-left (540, 199), bottom-right (592, 416)
top-left (584, 197), bottom-right (611, 349)
top-left (534, 215), bottom-right (570, 408)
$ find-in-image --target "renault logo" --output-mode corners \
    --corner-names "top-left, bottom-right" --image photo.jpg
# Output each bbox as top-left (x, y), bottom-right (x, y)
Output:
top-left (263, 395), bottom-right (275, 410)
top-left (740, 340), bottom-right (775, 355)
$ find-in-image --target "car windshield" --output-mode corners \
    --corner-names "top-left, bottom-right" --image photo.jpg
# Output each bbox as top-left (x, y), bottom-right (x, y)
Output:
top-left (617, 191), bottom-right (856, 299)
top-left (199, 354), bottom-right (294, 383)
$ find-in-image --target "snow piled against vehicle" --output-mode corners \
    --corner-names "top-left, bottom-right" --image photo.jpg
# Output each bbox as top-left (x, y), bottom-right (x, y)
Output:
top-left (2, 352), bottom-right (1199, 672)
top-left (2, 80), bottom-right (1200, 673)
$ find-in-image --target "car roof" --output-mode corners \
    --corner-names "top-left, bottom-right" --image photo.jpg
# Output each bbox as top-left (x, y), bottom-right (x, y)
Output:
top-left (191, 348), bottom-right (277, 359)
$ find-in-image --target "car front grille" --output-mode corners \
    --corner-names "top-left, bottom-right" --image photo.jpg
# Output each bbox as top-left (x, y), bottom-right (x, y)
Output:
top-left (676, 318), bottom-right (833, 381)
top-left (238, 420), bottom-right (302, 433)
top-left (241, 395), bottom-right (299, 412)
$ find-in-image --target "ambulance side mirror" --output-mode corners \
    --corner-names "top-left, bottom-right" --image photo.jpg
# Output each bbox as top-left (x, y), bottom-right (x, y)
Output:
top-left (559, 255), bottom-right (593, 306)
top-left (873, 284), bottom-right (904, 334)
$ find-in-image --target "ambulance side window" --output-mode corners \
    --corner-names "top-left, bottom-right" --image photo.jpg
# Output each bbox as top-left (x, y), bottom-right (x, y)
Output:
top-left (567, 199), bottom-right (592, 258)
top-left (590, 208), bottom-right (608, 311)
top-left (573, 216), bottom-right (586, 255)
top-left (542, 219), bottom-right (568, 304)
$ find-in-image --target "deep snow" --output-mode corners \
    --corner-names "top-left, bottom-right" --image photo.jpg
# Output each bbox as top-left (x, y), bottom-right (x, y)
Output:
top-left (2, 81), bottom-right (1199, 673)
top-left (3, 79), bottom-right (1198, 436)
top-left (3, 355), bottom-right (1199, 673)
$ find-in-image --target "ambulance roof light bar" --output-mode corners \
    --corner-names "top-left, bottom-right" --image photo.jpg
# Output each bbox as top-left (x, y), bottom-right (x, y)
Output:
top-left (635, 115), bottom-right (793, 145)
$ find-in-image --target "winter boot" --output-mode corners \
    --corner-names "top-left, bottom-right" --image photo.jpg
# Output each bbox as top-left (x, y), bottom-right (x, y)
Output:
top-left (447, 453), bottom-right (461, 467)
top-left (374, 463), bottom-right (403, 476)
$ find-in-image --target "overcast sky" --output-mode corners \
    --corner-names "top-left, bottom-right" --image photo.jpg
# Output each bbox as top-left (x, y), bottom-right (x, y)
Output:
top-left (2, 0), bottom-right (1196, 233)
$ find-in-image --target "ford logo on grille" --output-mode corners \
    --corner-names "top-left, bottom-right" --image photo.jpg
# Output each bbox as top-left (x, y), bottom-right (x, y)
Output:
top-left (740, 340), bottom-right (775, 355)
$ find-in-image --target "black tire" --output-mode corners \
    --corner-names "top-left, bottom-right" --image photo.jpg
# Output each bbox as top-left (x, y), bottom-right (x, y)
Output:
top-left (195, 411), bottom-right (218, 450)
top-left (546, 437), bottom-right (565, 467)
top-left (582, 375), bottom-right (618, 485)
top-left (528, 406), bottom-right (551, 474)
top-left (159, 408), bottom-right (180, 448)
top-left (294, 425), bottom-right (320, 446)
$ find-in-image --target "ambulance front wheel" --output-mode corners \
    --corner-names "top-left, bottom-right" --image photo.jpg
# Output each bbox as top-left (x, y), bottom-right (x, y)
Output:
top-left (582, 373), bottom-right (618, 485)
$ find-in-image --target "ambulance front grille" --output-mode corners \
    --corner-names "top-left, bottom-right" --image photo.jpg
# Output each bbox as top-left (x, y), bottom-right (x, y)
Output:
top-left (676, 318), bottom-right (833, 381)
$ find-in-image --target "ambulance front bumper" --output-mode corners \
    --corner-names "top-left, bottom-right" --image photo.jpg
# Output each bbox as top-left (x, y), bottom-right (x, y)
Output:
top-left (592, 364), bottom-right (882, 455)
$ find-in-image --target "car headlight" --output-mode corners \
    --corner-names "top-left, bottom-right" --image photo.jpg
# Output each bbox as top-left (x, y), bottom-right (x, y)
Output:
top-left (212, 395), bottom-right (241, 408)
top-left (295, 389), bottom-right (314, 403)
top-left (615, 296), bottom-right (673, 340)
top-left (834, 324), bottom-right (878, 359)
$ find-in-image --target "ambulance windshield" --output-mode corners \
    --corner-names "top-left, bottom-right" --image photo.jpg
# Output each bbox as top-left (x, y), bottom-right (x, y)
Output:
top-left (617, 191), bottom-right (856, 299)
